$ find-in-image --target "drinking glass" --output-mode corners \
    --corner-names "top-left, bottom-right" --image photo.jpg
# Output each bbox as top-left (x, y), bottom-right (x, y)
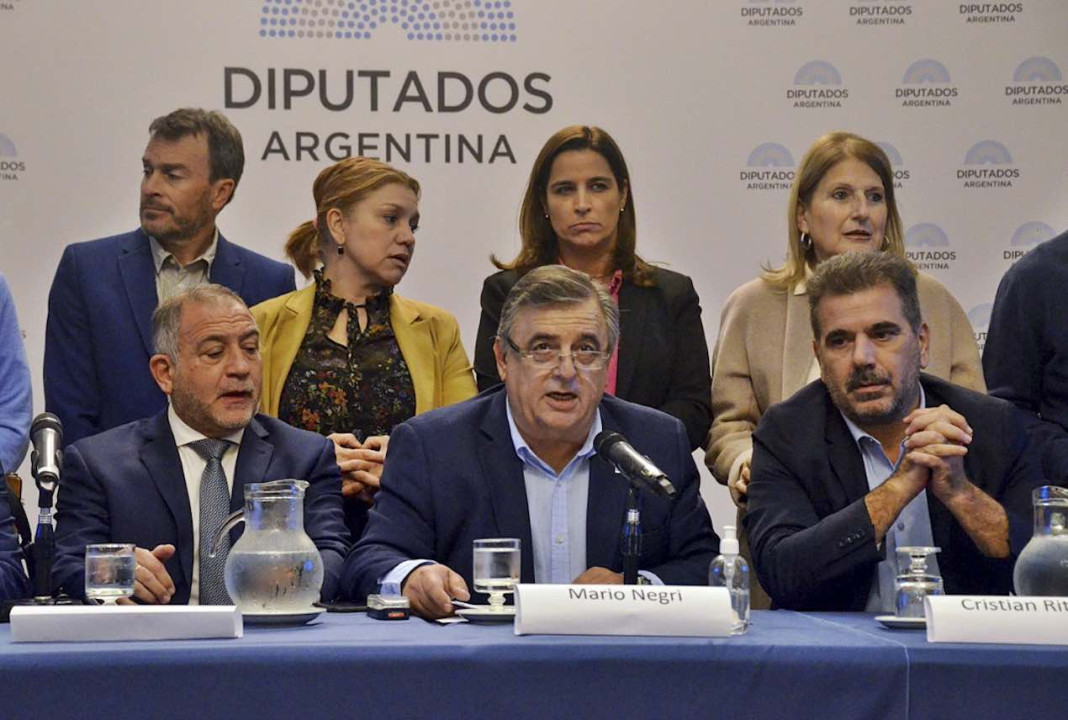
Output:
top-left (894, 546), bottom-right (943, 618)
top-left (85, 543), bottom-right (136, 605)
top-left (472, 538), bottom-right (520, 611)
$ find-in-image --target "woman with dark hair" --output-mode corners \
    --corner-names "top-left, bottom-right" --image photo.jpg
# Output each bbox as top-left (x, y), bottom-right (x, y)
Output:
top-left (473, 126), bottom-right (712, 450)
top-left (706, 131), bottom-right (983, 606)
top-left (252, 157), bottom-right (477, 537)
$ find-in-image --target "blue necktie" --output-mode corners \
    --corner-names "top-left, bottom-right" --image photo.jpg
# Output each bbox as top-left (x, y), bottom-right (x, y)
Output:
top-left (190, 438), bottom-right (233, 605)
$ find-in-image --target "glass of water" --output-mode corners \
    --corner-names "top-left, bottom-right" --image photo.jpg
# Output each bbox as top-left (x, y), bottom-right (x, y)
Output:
top-left (85, 543), bottom-right (137, 605)
top-left (472, 538), bottom-right (520, 611)
top-left (894, 546), bottom-right (943, 618)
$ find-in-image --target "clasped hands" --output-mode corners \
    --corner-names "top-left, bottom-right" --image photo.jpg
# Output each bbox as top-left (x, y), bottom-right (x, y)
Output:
top-left (328, 433), bottom-right (389, 504)
top-left (892, 403), bottom-right (974, 502)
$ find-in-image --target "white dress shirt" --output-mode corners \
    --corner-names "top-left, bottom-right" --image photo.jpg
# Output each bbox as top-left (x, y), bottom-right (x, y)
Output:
top-left (168, 404), bottom-right (243, 604)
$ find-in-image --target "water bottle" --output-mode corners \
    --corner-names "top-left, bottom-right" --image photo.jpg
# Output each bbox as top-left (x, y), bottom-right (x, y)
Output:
top-left (709, 525), bottom-right (749, 635)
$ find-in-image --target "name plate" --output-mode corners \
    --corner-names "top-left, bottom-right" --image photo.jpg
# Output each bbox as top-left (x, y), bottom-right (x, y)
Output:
top-left (514, 584), bottom-right (733, 637)
top-left (10, 604), bottom-right (243, 643)
top-left (925, 595), bottom-right (1068, 645)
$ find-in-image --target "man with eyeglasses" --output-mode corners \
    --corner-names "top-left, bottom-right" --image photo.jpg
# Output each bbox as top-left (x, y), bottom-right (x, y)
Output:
top-left (342, 265), bottom-right (720, 618)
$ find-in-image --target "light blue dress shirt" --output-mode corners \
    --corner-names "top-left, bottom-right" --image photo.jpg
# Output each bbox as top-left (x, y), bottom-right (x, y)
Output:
top-left (0, 273), bottom-right (32, 475)
top-left (379, 400), bottom-right (660, 594)
top-left (840, 386), bottom-right (939, 613)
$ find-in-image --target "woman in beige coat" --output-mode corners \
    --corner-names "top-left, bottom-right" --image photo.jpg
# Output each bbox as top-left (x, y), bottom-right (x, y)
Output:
top-left (706, 132), bottom-right (984, 605)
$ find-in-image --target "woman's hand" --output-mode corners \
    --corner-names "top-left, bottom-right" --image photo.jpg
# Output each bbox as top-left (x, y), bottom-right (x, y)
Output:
top-left (327, 433), bottom-right (390, 505)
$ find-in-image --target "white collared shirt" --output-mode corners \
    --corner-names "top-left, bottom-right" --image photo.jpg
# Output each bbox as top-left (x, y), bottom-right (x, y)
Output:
top-left (167, 404), bottom-right (243, 604)
top-left (149, 228), bottom-right (219, 303)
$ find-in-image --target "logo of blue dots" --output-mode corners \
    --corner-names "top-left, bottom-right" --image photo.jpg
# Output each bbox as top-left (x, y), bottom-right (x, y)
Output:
top-left (967, 303), bottom-right (992, 331)
top-left (258, 0), bottom-right (518, 43)
top-left (746, 143), bottom-right (794, 167)
top-left (905, 223), bottom-right (950, 248)
top-left (964, 141), bottom-right (1012, 165)
top-left (903, 59), bottom-right (951, 84)
top-left (0, 134), bottom-right (16, 158)
top-left (1010, 221), bottom-right (1055, 247)
top-left (876, 141), bottom-right (903, 166)
top-left (794, 61), bottom-right (842, 85)
top-left (1013, 57), bottom-right (1062, 83)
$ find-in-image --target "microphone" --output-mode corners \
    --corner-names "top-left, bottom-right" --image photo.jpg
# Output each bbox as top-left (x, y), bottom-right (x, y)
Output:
top-left (30, 413), bottom-right (63, 491)
top-left (594, 431), bottom-right (677, 499)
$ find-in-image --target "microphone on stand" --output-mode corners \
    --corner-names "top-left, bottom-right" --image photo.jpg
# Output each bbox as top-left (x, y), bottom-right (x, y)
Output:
top-left (594, 431), bottom-right (677, 499)
top-left (29, 413), bottom-right (63, 601)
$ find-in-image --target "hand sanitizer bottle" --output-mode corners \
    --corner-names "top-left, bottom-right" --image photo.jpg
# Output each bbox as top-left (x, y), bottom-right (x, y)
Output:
top-left (709, 525), bottom-right (750, 635)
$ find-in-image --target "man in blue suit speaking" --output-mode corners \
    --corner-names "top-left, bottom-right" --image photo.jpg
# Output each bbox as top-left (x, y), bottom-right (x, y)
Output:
top-left (45, 108), bottom-right (295, 444)
top-left (53, 285), bottom-right (348, 604)
top-left (343, 266), bottom-right (719, 618)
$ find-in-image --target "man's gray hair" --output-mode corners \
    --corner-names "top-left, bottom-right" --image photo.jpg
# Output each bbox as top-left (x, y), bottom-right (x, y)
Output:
top-left (807, 252), bottom-right (922, 339)
top-left (497, 265), bottom-right (620, 351)
top-left (153, 284), bottom-right (249, 361)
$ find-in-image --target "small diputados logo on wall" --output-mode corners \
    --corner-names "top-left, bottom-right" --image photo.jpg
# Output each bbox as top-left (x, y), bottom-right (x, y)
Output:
top-left (788, 61), bottom-right (848, 109)
top-left (240, 0), bottom-right (543, 165)
top-left (897, 59), bottom-right (958, 108)
top-left (0, 0), bottom-right (21, 12)
top-left (905, 223), bottom-right (956, 272)
top-left (875, 141), bottom-right (910, 189)
top-left (968, 303), bottom-right (992, 354)
top-left (0, 134), bottom-right (25, 182)
top-left (848, 0), bottom-right (913, 27)
top-left (959, 3), bottom-right (1023, 25)
top-left (1005, 57), bottom-right (1066, 107)
top-left (1003, 221), bottom-right (1055, 262)
top-left (739, 143), bottom-right (795, 191)
top-left (957, 141), bottom-right (1019, 189)
top-left (741, 0), bottom-right (803, 28)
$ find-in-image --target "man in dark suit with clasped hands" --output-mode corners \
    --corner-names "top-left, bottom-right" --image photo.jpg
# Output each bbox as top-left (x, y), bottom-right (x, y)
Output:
top-left (746, 252), bottom-right (1040, 612)
top-left (45, 108), bottom-right (295, 445)
top-left (53, 285), bottom-right (348, 604)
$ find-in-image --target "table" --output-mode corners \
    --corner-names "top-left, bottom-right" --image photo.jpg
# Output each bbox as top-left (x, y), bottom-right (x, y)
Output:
top-left (0, 610), bottom-right (1061, 720)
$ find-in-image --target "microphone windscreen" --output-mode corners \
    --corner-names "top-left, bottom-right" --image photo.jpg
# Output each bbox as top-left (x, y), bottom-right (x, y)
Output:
top-left (31, 412), bottom-right (64, 443)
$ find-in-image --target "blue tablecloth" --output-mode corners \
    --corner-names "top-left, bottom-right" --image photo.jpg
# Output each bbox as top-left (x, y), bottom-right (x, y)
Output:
top-left (0, 610), bottom-right (1056, 720)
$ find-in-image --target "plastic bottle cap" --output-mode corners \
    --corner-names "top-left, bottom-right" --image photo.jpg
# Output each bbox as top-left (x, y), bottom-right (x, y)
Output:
top-left (721, 525), bottom-right (739, 555)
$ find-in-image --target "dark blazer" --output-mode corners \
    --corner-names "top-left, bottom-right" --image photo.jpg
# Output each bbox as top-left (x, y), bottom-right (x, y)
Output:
top-left (44, 228), bottom-right (295, 444)
top-left (745, 374), bottom-right (1041, 611)
top-left (0, 490), bottom-right (29, 601)
top-left (984, 229), bottom-right (1068, 483)
top-left (473, 267), bottom-right (712, 450)
top-left (52, 412), bottom-right (350, 603)
top-left (342, 389), bottom-right (720, 601)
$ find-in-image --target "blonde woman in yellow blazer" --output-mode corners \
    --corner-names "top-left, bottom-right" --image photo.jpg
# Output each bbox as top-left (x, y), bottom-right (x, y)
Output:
top-left (255, 288), bottom-right (476, 419)
top-left (252, 157), bottom-right (476, 537)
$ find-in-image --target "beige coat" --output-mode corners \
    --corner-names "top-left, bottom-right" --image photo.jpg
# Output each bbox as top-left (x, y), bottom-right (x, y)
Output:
top-left (705, 272), bottom-right (985, 486)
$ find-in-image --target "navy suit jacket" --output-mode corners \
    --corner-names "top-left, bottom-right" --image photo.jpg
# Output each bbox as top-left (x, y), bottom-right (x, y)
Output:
top-left (474, 268), bottom-right (713, 450)
top-left (746, 374), bottom-right (1042, 611)
top-left (45, 228), bottom-right (295, 444)
top-left (53, 412), bottom-right (350, 603)
top-left (342, 389), bottom-right (720, 601)
top-left (0, 489), bottom-right (29, 601)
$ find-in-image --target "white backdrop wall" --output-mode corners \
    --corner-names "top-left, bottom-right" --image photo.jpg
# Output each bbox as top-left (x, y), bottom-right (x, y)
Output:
top-left (2, 0), bottom-right (1067, 533)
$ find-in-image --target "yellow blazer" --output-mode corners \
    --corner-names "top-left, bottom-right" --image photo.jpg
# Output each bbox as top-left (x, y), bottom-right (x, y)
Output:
top-left (251, 283), bottom-right (477, 419)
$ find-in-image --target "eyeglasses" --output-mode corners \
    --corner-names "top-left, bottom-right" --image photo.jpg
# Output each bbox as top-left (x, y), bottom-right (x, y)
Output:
top-left (503, 336), bottom-right (610, 371)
